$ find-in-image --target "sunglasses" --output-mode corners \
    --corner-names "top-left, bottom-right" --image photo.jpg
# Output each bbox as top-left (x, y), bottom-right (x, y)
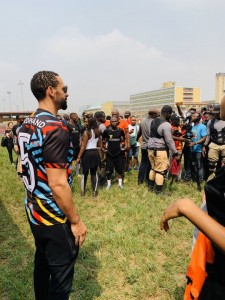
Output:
top-left (62, 86), bottom-right (68, 93)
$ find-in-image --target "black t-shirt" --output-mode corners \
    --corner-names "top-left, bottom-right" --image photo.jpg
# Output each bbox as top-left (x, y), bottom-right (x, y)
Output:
top-left (67, 122), bottom-right (80, 148)
top-left (102, 126), bottom-right (125, 157)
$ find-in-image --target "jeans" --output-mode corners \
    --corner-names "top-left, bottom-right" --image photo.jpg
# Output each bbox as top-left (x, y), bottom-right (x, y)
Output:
top-left (183, 145), bottom-right (192, 180)
top-left (138, 148), bottom-right (151, 184)
top-left (29, 221), bottom-right (79, 300)
top-left (190, 151), bottom-right (204, 182)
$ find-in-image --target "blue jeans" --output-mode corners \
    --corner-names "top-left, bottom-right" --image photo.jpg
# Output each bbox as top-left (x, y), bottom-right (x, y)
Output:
top-left (138, 148), bottom-right (151, 184)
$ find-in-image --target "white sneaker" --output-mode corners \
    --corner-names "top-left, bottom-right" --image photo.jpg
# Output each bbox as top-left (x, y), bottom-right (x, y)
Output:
top-left (106, 185), bottom-right (111, 190)
top-left (118, 185), bottom-right (124, 190)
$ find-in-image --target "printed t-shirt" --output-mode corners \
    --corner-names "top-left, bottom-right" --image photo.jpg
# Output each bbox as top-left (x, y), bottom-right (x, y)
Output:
top-left (18, 109), bottom-right (73, 226)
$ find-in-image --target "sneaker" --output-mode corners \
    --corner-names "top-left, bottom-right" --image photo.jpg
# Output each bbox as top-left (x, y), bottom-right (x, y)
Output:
top-left (106, 185), bottom-right (111, 190)
top-left (133, 167), bottom-right (139, 171)
top-left (127, 167), bottom-right (132, 172)
top-left (80, 191), bottom-right (85, 196)
top-left (118, 185), bottom-right (124, 190)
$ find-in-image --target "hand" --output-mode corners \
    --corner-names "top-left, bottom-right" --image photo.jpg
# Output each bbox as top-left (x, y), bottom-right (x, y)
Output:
top-left (71, 219), bottom-right (87, 247)
top-left (189, 142), bottom-right (195, 147)
top-left (76, 158), bottom-right (80, 163)
top-left (160, 199), bottom-right (188, 231)
top-left (202, 146), bottom-right (206, 157)
top-left (181, 137), bottom-right (189, 143)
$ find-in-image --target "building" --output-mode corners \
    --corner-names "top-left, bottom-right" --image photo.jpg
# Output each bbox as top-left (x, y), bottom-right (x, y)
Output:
top-left (79, 101), bottom-right (130, 117)
top-left (130, 82), bottom-right (201, 119)
top-left (215, 73), bottom-right (225, 103)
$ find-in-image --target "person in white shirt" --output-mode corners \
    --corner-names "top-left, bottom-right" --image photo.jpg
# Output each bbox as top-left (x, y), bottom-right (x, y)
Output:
top-left (128, 116), bottom-right (140, 171)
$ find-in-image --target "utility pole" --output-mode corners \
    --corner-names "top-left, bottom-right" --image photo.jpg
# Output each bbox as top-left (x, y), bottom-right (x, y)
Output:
top-left (2, 98), bottom-right (5, 112)
top-left (7, 91), bottom-right (12, 119)
top-left (18, 80), bottom-right (25, 112)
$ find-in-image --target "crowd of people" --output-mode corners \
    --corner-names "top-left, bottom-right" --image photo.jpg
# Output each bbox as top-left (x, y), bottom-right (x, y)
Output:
top-left (4, 98), bottom-right (224, 197)
top-left (45, 101), bottom-right (225, 196)
top-left (2, 70), bottom-right (225, 299)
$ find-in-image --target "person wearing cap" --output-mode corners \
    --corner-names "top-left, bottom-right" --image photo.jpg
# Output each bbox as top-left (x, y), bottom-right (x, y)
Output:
top-left (202, 104), bottom-right (225, 176)
top-left (136, 108), bottom-right (159, 185)
top-left (148, 105), bottom-right (180, 194)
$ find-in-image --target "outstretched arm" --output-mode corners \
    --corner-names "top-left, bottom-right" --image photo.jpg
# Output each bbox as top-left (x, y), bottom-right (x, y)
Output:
top-left (160, 198), bottom-right (225, 253)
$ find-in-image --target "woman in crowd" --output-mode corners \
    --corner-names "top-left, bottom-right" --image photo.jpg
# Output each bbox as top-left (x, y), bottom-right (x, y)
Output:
top-left (4, 121), bottom-right (14, 165)
top-left (76, 117), bottom-right (101, 197)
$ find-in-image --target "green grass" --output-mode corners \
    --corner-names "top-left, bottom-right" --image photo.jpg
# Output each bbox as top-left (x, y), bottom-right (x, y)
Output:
top-left (0, 149), bottom-right (202, 300)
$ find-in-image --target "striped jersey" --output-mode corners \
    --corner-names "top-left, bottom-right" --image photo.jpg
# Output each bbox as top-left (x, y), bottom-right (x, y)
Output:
top-left (18, 109), bottom-right (73, 226)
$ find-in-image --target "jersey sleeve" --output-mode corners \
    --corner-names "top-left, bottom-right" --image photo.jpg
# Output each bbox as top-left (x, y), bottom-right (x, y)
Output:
top-left (43, 127), bottom-right (70, 168)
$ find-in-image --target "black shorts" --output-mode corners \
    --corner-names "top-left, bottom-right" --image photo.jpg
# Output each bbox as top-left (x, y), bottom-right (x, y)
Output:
top-left (106, 153), bottom-right (124, 176)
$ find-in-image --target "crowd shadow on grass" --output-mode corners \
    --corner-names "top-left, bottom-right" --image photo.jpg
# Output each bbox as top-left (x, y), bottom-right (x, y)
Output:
top-left (72, 242), bottom-right (103, 300)
top-left (0, 198), bottom-right (34, 300)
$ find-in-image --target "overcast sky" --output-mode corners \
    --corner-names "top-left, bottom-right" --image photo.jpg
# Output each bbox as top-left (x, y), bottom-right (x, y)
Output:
top-left (0, 0), bottom-right (224, 113)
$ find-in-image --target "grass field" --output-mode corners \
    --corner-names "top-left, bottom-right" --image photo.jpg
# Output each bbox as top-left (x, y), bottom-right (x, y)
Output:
top-left (0, 148), bottom-right (202, 300)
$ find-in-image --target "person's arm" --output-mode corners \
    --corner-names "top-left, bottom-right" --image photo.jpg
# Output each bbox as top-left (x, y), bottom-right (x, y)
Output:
top-left (202, 121), bottom-right (211, 156)
top-left (136, 125), bottom-right (142, 141)
top-left (172, 135), bottom-right (188, 142)
top-left (97, 135), bottom-right (102, 148)
top-left (46, 168), bottom-right (87, 246)
top-left (76, 131), bottom-right (89, 162)
top-left (125, 127), bottom-right (130, 149)
top-left (160, 198), bottom-right (225, 254)
top-left (161, 123), bottom-right (179, 156)
top-left (176, 103), bottom-right (184, 118)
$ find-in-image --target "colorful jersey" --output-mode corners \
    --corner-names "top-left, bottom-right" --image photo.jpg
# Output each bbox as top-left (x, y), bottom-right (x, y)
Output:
top-left (171, 125), bottom-right (183, 151)
top-left (18, 109), bottom-right (73, 226)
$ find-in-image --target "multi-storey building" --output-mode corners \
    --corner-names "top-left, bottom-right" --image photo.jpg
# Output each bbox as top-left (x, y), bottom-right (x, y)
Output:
top-left (215, 73), bottom-right (225, 103)
top-left (130, 82), bottom-right (201, 119)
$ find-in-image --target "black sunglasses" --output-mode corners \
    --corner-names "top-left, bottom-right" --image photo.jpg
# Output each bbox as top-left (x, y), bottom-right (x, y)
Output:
top-left (62, 86), bottom-right (68, 93)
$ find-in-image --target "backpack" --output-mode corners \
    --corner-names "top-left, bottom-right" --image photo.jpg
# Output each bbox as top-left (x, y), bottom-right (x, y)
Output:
top-left (1, 137), bottom-right (8, 147)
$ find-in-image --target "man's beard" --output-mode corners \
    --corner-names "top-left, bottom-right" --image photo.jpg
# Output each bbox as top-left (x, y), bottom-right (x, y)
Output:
top-left (60, 99), bottom-right (67, 110)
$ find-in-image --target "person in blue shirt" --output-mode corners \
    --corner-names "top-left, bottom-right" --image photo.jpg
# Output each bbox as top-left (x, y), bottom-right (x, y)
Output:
top-left (188, 112), bottom-right (207, 189)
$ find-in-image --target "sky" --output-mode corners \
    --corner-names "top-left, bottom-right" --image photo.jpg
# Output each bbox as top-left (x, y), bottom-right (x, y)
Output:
top-left (0, 0), bottom-right (225, 113)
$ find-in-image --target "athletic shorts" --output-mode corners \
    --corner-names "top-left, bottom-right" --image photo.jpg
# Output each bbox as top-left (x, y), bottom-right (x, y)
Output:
top-left (106, 153), bottom-right (124, 176)
top-left (129, 146), bottom-right (139, 158)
